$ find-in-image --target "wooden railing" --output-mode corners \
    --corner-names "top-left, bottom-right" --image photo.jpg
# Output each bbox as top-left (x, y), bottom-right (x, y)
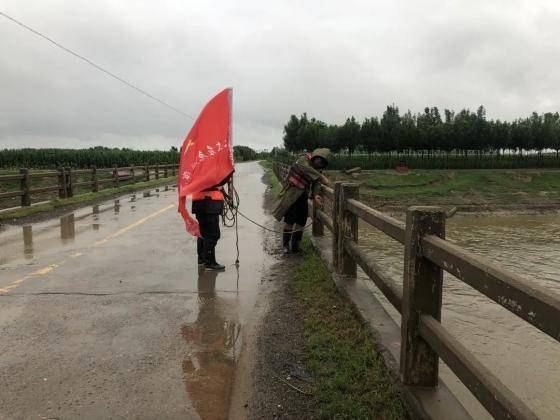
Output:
top-left (272, 162), bottom-right (559, 420)
top-left (0, 164), bottom-right (178, 208)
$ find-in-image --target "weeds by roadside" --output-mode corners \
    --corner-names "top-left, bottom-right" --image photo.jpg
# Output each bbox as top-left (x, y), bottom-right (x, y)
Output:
top-left (258, 160), bottom-right (282, 196)
top-left (294, 237), bottom-right (407, 419)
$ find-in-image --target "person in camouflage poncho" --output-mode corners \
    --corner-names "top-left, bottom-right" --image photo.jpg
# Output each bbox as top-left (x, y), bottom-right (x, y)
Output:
top-left (273, 148), bottom-right (331, 253)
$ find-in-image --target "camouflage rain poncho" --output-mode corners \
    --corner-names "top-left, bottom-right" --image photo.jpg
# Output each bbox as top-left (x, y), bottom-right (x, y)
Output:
top-left (272, 154), bottom-right (324, 222)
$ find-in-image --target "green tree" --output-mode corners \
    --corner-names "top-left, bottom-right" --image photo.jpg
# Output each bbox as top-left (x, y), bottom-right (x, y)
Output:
top-left (380, 105), bottom-right (401, 153)
top-left (360, 117), bottom-right (381, 154)
top-left (337, 117), bottom-right (361, 155)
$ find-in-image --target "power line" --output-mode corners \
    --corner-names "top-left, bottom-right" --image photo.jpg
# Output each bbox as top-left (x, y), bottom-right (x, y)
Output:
top-left (0, 10), bottom-right (194, 120)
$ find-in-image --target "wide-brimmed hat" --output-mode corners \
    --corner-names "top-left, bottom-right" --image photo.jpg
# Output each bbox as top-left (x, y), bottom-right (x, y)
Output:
top-left (311, 148), bottom-right (331, 163)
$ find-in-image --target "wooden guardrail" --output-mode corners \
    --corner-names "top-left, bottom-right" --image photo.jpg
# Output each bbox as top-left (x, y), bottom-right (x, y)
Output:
top-left (272, 162), bottom-right (559, 419)
top-left (0, 164), bottom-right (178, 208)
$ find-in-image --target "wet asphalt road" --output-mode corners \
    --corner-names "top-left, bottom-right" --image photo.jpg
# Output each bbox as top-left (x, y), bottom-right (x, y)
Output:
top-left (0, 162), bottom-right (274, 419)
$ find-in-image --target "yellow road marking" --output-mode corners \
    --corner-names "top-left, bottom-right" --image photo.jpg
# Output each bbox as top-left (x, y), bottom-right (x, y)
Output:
top-left (0, 204), bottom-right (175, 294)
top-left (0, 263), bottom-right (61, 293)
top-left (32, 265), bottom-right (58, 276)
top-left (94, 204), bottom-right (174, 246)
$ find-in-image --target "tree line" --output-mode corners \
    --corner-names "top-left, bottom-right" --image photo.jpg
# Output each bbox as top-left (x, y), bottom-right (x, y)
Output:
top-left (233, 145), bottom-right (269, 162)
top-left (283, 106), bottom-right (560, 156)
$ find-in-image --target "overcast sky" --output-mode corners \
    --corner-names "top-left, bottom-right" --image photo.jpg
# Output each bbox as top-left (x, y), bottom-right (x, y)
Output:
top-left (1, 0), bottom-right (560, 151)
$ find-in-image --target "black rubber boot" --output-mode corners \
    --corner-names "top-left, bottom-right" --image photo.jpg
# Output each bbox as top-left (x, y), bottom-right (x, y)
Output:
top-left (290, 230), bottom-right (303, 253)
top-left (282, 230), bottom-right (292, 253)
top-left (205, 261), bottom-right (225, 271)
top-left (204, 243), bottom-right (225, 271)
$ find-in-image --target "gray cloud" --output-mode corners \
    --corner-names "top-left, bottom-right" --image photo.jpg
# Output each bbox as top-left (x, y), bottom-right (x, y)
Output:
top-left (1, 0), bottom-right (560, 150)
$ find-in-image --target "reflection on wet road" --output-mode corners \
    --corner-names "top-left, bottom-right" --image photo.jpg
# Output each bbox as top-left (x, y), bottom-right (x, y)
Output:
top-left (182, 269), bottom-right (242, 419)
top-left (0, 162), bottom-right (273, 419)
top-left (358, 213), bottom-right (560, 419)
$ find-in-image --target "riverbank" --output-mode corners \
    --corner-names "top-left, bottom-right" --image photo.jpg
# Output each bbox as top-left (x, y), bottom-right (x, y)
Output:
top-left (327, 168), bottom-right (560, 213)
top-left (244, 162), bottom-right (406, 418)
top-left (0, 176), bottom-right (176, 224)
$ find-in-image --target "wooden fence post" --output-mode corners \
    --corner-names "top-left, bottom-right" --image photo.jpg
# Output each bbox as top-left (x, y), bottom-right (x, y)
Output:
top-left (164, 165), bottom-right (168, 178)
top-left (130, 167), bottom-right (135, 184)
top-left (337, 183), bottom-right (359, 277)
top-left (312, 192), bottom-right (324, 237)
top-left (58, 167), bottom-right (67, 198)
top-left (66, 167), bottom-right (73, 198)
top-left (145, 165), bottom-right (150, 181)
top-left (113, 167), bottom-right (119, 188)
top-left (91, 166), bottom-right (99, 192)
top-left (155, 165), bottom-right (159, 179)
top-left (20, 168), bottom-right (31, 207)
top-left (400, 206), bottom-right (445, 386)
top-left (282, 164), bottom-right (289, 183)
top-left (332, 182), bottom-right (343, 272)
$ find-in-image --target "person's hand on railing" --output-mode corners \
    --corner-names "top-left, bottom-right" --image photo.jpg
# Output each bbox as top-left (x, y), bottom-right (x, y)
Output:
top-left (314, 195), bottom-right (324, 208)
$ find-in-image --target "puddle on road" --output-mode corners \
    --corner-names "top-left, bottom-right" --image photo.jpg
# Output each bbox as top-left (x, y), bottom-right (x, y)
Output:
top-left (0, 188), bottom-right (176, 267)
top-left (22, 225), bottom-right (33, 259)
top-left (181, 269), bottom-right (242, 420)
top-left (60, 214), bottom-right (76, 243)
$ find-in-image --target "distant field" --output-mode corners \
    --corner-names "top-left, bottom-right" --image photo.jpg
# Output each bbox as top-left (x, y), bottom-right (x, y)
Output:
top-left (272, 153), bottom-right (560, 170)
top-left (327, 169), bottom-right (560, 210)
top-left (0, 148), bottom-right (179, 169)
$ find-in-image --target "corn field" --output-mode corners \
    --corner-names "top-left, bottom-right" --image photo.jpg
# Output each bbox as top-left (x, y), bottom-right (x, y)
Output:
top-left (0, 148), bottom-right (180, 169)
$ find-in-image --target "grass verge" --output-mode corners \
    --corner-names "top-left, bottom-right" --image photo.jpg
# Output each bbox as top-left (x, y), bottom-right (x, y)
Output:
top-left (295, 237), bottom-right (407, 419)
top-left (259, 160), bottom-right (283, 195)
top-left (0, 177), bottom-right (175, 222)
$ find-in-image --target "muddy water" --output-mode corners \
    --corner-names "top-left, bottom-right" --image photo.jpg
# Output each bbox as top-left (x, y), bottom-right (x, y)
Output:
top-left (358, 213), bottom-right (560, 419)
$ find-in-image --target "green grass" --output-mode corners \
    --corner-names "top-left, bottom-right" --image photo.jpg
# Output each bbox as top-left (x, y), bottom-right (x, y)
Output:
top-left (328, 169), bottom-right (560, 206)
top-left (0, 177), bottom-right (176, 221)
top-left (295, 238), bottom-right (407, 419)
top-left (259, 160), bottom-right (283, 195)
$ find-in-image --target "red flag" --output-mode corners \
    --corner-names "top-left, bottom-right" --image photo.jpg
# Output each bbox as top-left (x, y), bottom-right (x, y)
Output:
top-left (178, 88), bottom-right (234, 236)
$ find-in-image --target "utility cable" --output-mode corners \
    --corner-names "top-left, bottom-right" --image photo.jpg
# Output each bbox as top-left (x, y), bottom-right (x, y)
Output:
top-left (0, 10), bottom-right (194, 120)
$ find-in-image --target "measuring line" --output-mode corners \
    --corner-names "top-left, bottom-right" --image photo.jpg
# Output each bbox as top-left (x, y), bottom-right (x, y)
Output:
top-left (0, 204), bottom-right (175, 294)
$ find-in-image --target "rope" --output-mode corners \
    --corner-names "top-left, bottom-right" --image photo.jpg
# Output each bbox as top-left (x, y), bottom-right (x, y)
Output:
top-left (221, 177), bottom-right (313, 264)
top-left (222, 179), bottom-right (240, 265)
top-left (236, 209), bottom-right (313, 234)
